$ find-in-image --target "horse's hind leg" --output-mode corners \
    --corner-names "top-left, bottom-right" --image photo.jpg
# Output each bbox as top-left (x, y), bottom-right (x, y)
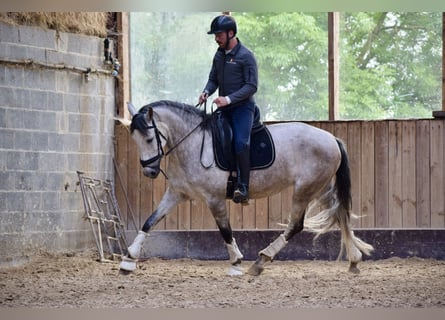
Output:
top-left (247, 235), bottom-right (286, 276)
top-left (341, 227), bottom-right (373, 274)
top-left (248, 196), bottom-right (308, 276)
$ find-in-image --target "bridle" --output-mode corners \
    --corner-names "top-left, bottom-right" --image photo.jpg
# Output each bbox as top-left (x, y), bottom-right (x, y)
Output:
top-left (138, 103), bottom-right (213, 179)
top-left (138, 116), bottom-right (166, 168)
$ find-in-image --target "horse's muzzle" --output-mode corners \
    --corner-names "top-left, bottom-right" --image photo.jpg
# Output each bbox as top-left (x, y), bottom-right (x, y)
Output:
top-left (142, 166), bottom-right (160, 178)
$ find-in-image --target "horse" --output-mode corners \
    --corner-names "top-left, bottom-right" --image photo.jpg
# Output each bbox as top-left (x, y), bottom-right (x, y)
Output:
top-left (117, 100), bottom-right (374, 275)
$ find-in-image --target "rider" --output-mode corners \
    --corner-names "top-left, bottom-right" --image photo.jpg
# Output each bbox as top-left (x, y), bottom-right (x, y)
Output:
top-left (199, 14), bottom-right (258, 204)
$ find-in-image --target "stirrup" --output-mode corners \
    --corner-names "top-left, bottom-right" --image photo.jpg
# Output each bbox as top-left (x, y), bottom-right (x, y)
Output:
top-left (233, 185), bottom-right (249, 204)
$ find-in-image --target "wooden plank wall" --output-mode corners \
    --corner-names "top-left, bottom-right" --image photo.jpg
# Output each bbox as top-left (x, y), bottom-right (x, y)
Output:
top-left (114, 119), bottom-right (445, 231)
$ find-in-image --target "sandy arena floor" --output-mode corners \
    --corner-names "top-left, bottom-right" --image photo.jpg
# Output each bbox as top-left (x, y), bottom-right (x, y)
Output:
top-left (0, 250), bottom-right (444, 308)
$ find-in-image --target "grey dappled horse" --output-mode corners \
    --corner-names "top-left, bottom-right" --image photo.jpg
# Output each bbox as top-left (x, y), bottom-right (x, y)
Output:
top-left (118, 100), bottom-right (373, 275)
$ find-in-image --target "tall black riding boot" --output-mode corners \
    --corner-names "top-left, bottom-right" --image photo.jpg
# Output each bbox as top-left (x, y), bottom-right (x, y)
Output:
top-left (233, 148), bottom-right (250, 204)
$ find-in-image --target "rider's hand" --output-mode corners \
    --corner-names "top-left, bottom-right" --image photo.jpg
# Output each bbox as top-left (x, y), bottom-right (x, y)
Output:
top-left (213, 96), bottom-right (229, 108)
top-left (198, 92), bottom-right (209, 105)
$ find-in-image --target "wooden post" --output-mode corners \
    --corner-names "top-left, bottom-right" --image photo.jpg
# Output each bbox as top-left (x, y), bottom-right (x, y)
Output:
top-left (114, 13), bottom-right (132, 230)
top-left (116, 12), bottom-right (131, 120)
top-left (434, 13), bottom-right (445, 118)
top-left (443, 12), bottom-right (445, 112)
top-left (328, 12), bottom-right (340, 120)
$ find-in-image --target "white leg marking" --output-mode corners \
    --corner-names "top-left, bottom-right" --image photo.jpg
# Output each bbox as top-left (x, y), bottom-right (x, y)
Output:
top-left (127, 230), bottom-right (149, 259)
top-left (226, 237), bottom-right (243, 264)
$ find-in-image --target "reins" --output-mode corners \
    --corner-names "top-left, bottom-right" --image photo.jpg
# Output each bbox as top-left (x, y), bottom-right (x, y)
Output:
top-left (163, 113), bottom-right (202, 158)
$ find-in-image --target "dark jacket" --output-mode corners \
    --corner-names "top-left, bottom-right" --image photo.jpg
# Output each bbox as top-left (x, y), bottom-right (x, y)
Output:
top-left (204, 39), bottom-right (258, 107)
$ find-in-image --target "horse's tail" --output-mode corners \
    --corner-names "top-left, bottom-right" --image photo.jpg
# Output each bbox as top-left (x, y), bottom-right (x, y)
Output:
top-left (304, 138), bottom-right (374, 261)
top-left (335, 138), bottom-right (352, 214)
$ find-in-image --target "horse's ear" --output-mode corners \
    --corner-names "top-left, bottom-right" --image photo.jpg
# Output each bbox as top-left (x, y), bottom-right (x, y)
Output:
top-left (146, 107), bottom-right (154, 121)
top-left (127, 101), bottom-right (138, 117)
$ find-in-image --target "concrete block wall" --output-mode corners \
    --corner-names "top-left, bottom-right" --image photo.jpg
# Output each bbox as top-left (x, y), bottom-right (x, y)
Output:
top-left (0, 22), bottom-right (116, 266)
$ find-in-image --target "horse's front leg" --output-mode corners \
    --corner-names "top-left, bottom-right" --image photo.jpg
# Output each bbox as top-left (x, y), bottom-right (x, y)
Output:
top-left (120, 188), bottom-right (187, 272)
top-left (208, 199), bottom-right (244, 275)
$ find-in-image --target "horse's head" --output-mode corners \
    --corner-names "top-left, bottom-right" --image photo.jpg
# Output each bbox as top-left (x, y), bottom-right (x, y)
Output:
top-left (126, 102), bottom-right (167, 179)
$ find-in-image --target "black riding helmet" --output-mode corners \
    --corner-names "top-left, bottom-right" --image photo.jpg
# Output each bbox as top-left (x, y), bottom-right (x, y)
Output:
top-left (207, 15), bottom-right (237, 35)
top-left (208, 15), bottom-right (237, 50)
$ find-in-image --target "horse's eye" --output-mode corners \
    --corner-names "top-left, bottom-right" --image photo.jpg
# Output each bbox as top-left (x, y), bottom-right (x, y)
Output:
top-left (146, 138), bottom-right (153, 144)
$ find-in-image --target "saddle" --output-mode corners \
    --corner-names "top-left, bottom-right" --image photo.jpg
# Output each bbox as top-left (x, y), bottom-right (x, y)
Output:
top-left (211, 106), bottom-right (275, 198)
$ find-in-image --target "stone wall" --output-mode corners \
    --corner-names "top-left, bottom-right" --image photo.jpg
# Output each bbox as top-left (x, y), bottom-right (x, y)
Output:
top-left (0, 22), bottom-right (116, 266)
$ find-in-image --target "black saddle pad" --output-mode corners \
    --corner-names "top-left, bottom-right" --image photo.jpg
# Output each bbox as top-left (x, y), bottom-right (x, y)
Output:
top-left (211, 111), bottom-right (275, 172)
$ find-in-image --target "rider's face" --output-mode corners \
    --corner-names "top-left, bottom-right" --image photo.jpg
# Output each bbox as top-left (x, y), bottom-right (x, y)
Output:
top-left (214, 32), bottom-right (227, 48)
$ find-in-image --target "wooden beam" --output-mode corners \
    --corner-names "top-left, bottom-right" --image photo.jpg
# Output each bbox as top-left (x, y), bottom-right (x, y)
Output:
top-left (328, 12), bottom-right (340, 120)
top-left (116, 12), bottom-right (131, 120)
top-left (442, 12), bottom-right (445, 112)
top-left (434, 13), bottom-right (445, 118)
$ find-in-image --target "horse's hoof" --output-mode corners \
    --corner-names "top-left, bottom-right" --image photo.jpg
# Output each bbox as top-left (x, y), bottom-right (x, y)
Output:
top-left (348, 262), bottom-right (360, 274)
top-left (227, 264), bottom-right (244, 276)
top-left (119, 256), bottom-right (137, 272)
top-left (119, 269), bottom-right (132, 275)
top-left (247, 263), bottom-right (264, 276)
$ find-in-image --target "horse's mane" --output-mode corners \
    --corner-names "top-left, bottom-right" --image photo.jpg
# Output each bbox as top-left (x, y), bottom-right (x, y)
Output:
top-left (148, 100), bottom-right (206, 117)
top-left (131, 100), bottom-right (211, 134)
